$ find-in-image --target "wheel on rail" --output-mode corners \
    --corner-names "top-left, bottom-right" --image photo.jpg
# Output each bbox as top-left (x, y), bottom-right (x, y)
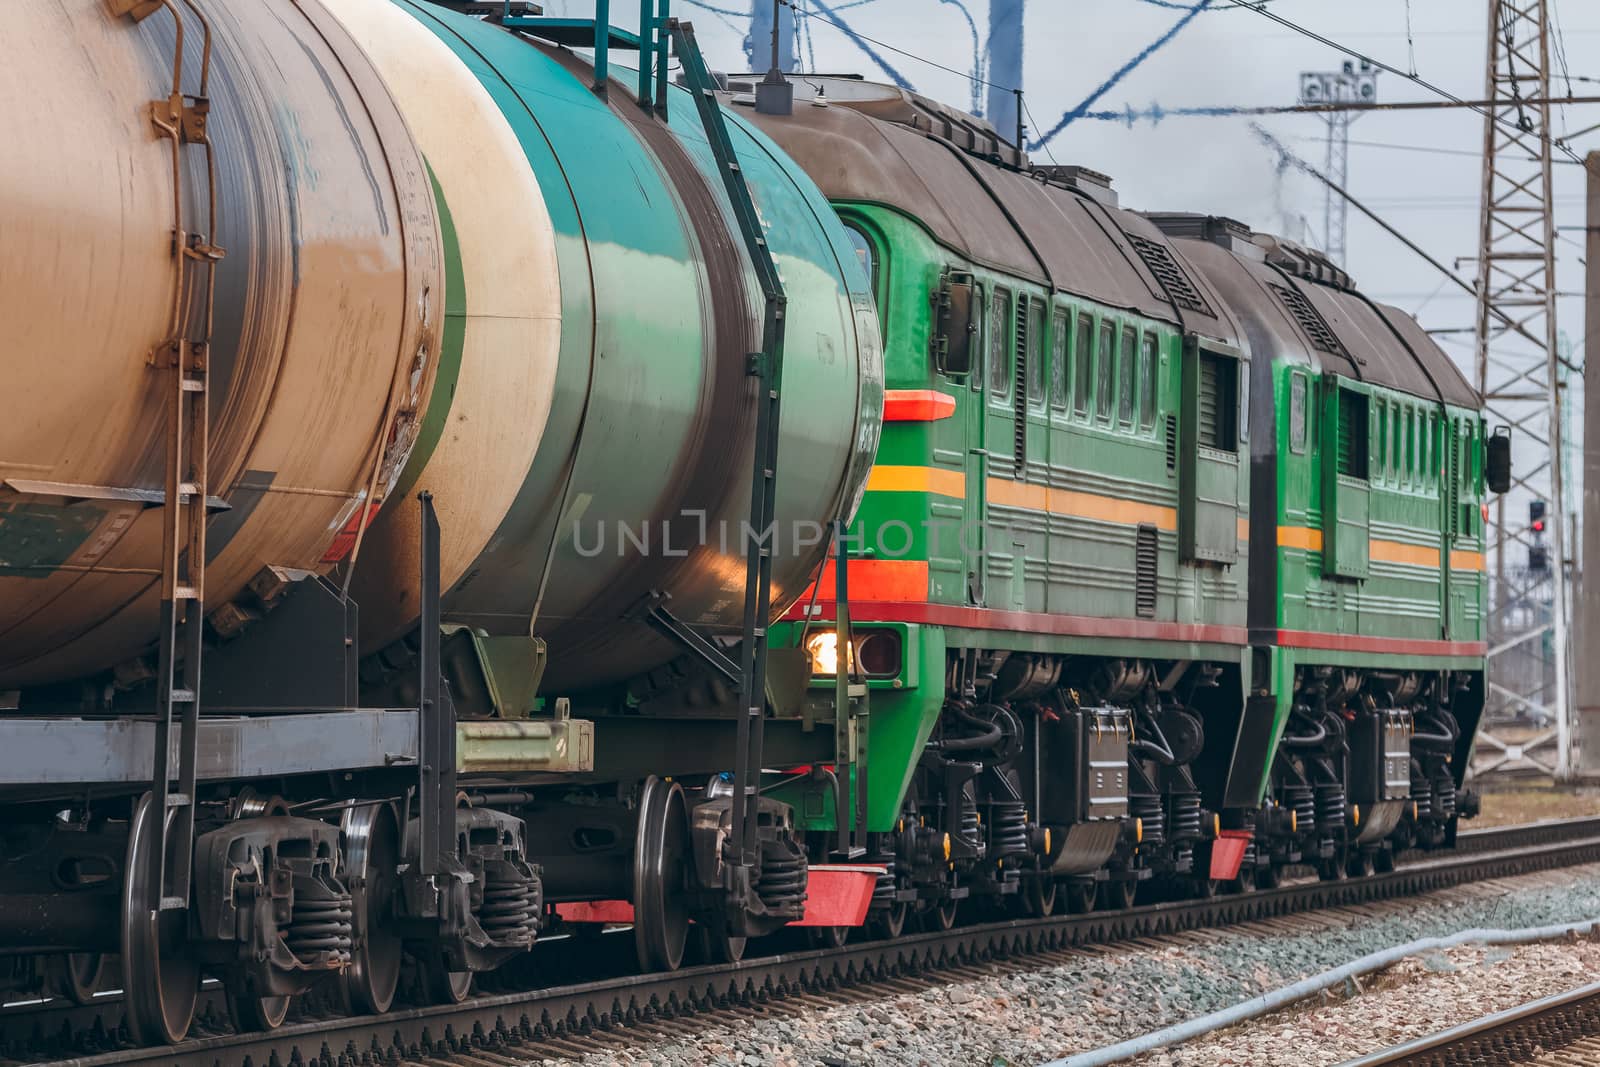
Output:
top-left (808, 925), bottom-right (849, 949)
top-left (1346, 850), bottom-right (1376, 880)
top-left (420, 950), bottom-right (473, 1004)
top-left (1191, 876), bottom-right (1220, 899)
top-left (1020, 872), bottom-right (1057, 917)
top-left (1227, 863), bottom-right (1257, 895)
top-left (693, 916), bottom-right (747, 964)
top-left (340, 801), bottom-right (403, 1015)
top-left (924, 897), bottom-right (959, 932)
top-left (1062, 880), bottom-right (1097, 914)
top-left (1255, 861), bottom-right (1282, 890)
top-left (120, 791), bottom-right (202, 1046)
top-left (870, 899), bottom-right (909, 939)
top-left (1372, 847), bottom-right (1396, 874)
top-left (50, 952), bottom-right (104, 1005)
top-left (633, 776), bottom-right (691, 973)
top-left (1317, 849), bottom-right (1349, 882)
top-left (224, 967), bottom-right (291, 1033)
top-left (1099, 878), bottom-right (1137, 911)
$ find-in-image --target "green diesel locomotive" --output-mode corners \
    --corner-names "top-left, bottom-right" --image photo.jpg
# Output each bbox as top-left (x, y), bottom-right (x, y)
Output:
top-left (750, 78), bottom-right (1502, 927)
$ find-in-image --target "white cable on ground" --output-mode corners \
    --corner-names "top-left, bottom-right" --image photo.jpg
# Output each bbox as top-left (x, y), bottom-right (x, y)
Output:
top-left (1043, 916), bottom-right (1600, 1067)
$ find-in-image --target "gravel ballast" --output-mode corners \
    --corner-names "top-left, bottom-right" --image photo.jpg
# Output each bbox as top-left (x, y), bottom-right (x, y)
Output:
top-left (513, 862), bottom-right (1600, 1067)
top-left (1126, 937), bottom-right (1600, 1066)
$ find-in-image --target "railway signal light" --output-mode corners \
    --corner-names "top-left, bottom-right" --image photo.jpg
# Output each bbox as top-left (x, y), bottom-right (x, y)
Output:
top-left (1530, 500), bottom-right (1546, 534)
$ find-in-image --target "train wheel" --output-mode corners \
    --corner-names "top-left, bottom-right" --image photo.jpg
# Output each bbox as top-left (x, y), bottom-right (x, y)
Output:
top-left (121, 792), bottom-right (201, 1045)
top-left (1063, 881), bottom-right (1097, 914)
top-left (1256, 862), bottom-right (1282, 890)
top-left (871, 900), bottom-right (909, 939)
top-left (51, 953), bottom-right (104, 1005)
top-left (1099, 879), bottom-right (1137, 911)
top-left (1228, 863), bottom-right (1257, 894)
top-left (1346, 850), bottom-right (1376, 879)
top-left (926, 898), bottom-right (959, 931)
top-left (808, 925), bottom-right (849, 949)
top-left (1021, 874), bottom-right (1057, 917)
top-left (421, 950), bottom-right (473, 1004)
top-left (693, 920), bottom-right (746, 964)
top-left (633, 777), bottom-right (690, 972)
top-left (1373, 847), bottom-right (1396, 874)
top-left (1317, 849), bottom-right (1349, 882)
top-left (341, 803), bottom-right (403, 1015)
top-left (224, 968), bottom-right (290, 1033)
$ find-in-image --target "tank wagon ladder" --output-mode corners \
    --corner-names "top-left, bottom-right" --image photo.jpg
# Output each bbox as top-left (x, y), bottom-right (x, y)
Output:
top-left (110, 0), bottom-right (227, 914)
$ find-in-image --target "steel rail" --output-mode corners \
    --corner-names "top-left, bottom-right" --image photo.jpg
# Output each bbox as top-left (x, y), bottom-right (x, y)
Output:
top-left (1341, 981), bottom-right (1600, 1066)
top-left (6, 823), bottom-right (1598, 1067)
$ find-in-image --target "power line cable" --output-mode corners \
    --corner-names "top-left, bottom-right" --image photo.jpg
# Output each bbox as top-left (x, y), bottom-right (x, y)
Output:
top-left (1034, 0), bottom-right (1215, 148)
top-left (1230, 1), bottom-right (1598, 176)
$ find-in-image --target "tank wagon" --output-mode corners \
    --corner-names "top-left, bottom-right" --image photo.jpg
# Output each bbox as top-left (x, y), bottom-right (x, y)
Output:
top-left (0, 3), bottom-right (1509, 1051)
top-left (746, 78), bottom-right (1505, 928)
top-left (0, 0), bottom-right (878, 1043)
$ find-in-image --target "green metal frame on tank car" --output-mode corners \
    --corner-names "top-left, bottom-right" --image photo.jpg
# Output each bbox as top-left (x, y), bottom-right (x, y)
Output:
top-left (772, 191), bottom-right (1257, 834)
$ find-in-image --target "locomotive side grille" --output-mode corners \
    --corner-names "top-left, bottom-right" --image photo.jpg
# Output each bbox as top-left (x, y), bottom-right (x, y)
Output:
top-left (1165, 414), bottom-right (1178, 472)
top-left (1336, 388), bottom-right (1369, 479)
top-left (1135, 524), bottom-right (1158, 618)
top-left (1269, 282), bottom-right (1346, 356)
top-left (1126, 233), bottom-right (1213, 315)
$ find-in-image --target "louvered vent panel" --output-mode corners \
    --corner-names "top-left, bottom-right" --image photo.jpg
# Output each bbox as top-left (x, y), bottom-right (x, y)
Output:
top-left (1135, 524), bottom-right (1158, 618)
top-left (1165, 414), bottom-right (1178, 472)
top-left (1126, 234), bottom-right (1213, 315)
top-left (1198, 356), bottom-right (1221, 449)
top-left (1269, 282), bottom-right (1346, 356)
top-left (1335, 389), bottom-right (1369, 479)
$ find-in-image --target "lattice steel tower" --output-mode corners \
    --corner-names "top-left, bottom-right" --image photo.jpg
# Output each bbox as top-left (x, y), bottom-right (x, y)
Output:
top-left (1471, 0), bottom-right (1572, 780)
top-left (1297, 61), bottom-right (1377, 267)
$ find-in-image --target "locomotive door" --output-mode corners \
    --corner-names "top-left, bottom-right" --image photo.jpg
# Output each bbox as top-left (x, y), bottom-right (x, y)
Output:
top-left (964, 286), bottom-right (992, 606)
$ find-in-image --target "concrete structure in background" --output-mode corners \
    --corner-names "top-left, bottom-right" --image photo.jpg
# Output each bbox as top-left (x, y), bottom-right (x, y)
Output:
top-left (1472, 0), bottom-right (1573, 782)
top-left (1579, 151), bottom-right (1600, 777)
top-left (747, 0), bottom-right (795, 73)
top-left (986, 0), bottom-right (1023, 147)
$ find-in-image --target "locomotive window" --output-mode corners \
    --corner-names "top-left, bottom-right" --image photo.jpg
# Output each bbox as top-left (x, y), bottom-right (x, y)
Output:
top-left (1027, 300), bottom-right (1046, 407)
top-left (1139, 333), bottom-right (1158, 429)
top-left (1118, 327), bottom-right (1136, 427)
top-left (989, 288), bottom-right (1011, 399)
top-left (843, 224), bottom-right (877, 297)
top-left (1238, 360), bottom-right (1250, 443)
top-left (969, 289), bottom-right (985, 391)
top-left (1289, 372), bottom-right (1308, 453)
top-left (1050, 312), bottom-right (1069, 410)
top-left (1376, 399), bottom-right (1388, 483)
top-left (1095, 321), bottom-right (1114, 423)
top-left (1073, 315), bottom-right (1093, 417)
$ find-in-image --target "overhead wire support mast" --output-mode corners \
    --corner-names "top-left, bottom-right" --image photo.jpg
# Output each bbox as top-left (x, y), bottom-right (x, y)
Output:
top-left (1472, 0), bottom-right (1573, 782)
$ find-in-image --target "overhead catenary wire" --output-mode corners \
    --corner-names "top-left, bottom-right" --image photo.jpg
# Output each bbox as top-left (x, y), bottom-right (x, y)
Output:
top-left (1228, 0), bottom-right (1600, 176)
top-left (1252, 123), bottom-right (1582, 372)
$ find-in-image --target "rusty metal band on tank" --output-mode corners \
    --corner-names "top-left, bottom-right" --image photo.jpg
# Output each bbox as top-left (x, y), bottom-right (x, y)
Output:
top-left (0, 0), bottom-right (1507, 1056)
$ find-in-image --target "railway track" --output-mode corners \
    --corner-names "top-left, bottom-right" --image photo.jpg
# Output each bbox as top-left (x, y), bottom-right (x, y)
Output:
top-left (1343, 981), bottom-right (1600, 1066)
top-left (9, 819), bottom-right (1600, 1067)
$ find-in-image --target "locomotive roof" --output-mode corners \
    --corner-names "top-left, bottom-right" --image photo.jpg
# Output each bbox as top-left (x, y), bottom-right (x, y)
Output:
top-left (732, 80), bottom-right (1243, 350)
top-left (734, 77), bottom-right (1477, 411)
top-left (1149, 214), bottom-right (1479, 409)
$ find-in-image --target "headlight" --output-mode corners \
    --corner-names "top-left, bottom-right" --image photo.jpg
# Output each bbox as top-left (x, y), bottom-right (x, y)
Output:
top-left (806, 632), bottom-right (842, 676)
